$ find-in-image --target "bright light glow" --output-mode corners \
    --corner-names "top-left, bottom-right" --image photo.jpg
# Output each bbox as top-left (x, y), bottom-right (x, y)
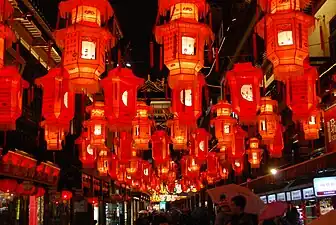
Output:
top-left (182, 37), bottom-right (195, 55)
top-left (224, 124), bottom-right (230, 134)
top-left (122, 91), bottom-right (128, 106)
top-left (232, 18), bottom-right (236, 21)
top-left (86, 144), bottom-right (94, 155)
top-left (270, 168), bottom-right (278, 175)
top-left (180, 89), bottom-right (192, 106)
top-left (64, 92), bottom-right (69, 108)
top-left (199, 141), bottom-right (205, 151)
top-left (94, 124), bottom-right (102, 135)
top-left (240, 84), bottom-right (253, 101)
top-left (126, 63), bottom-right (131, 67)
top-left (278, 30), bottom-right (293, 46)
top-left (308, 116), bottom-right (316, 125)
top-left (81, 40), bottom-right (96, 59)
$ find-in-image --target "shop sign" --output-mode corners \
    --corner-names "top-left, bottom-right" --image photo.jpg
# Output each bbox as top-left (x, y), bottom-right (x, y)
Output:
top-left (303, 187), bottom-right (315, 199)
top-left (277, 193), bottom-right (286, 202)
top-left (260, 196), bottom-right (267, 204)
top-left (286, 192), bottom-right (291, 201)
top-left (291, 190), bottom-right (302, 201)
top-left (324, 105), bottom-right (336, 152)
top-left (267, 194), bottom-right (276, 203)
top-left (313, 176), bottom-right (336, 197)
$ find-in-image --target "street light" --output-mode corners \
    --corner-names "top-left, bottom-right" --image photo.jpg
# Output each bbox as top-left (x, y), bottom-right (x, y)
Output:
top-left (270, 168), bottom-right (278, 175)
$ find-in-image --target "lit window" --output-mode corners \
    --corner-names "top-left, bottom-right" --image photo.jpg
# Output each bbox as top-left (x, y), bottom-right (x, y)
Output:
top-left (278, 30), bottom-right (293, 46)
top-left (143, 168), bottom-right (149, 176)
top-left (94, 124), bottom-right (102, 135)
top-left (261, 120), bottom-right (266, 131)
top-left (180, 89), bottom-right (192, 106)
top-left (171, 3), bottom-right (198, 21)
top-left (72, 6), bottom-right (101, 26)
top-left (122, 91), bottom-right (128, 106)
top-left (182, 37), bottom-right (195, 55)
top-left (308, 116), bottom-right (316, 125)
top-left (134, 125), bottom-right (140, 136)
top-left (81, 40), bottom-right (96, 59)
top-left (224, 124), bottom-right (230, 134)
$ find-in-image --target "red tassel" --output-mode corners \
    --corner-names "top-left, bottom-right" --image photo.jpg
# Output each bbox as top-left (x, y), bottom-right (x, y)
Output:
top-left (159, 45), bottom-right (163, 71)
top-left (215, 47), bottom-right (219, 72)
top-left (150, 42), bottom-right (154, 68)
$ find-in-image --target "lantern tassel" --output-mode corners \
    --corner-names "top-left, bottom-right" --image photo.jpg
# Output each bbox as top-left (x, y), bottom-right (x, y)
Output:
top-left (150, 41), bottom-right (154, 68)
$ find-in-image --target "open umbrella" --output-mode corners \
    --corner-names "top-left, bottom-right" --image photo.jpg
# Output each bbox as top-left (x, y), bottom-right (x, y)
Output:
top-left (259, 202), bottom-right (288, 221)
top-left (207, 184), bottom-right (265, 214)
top-left (309, 210), bottom-right (336, 225)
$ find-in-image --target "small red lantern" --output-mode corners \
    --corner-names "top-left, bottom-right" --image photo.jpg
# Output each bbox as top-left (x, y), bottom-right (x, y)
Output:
top-left (0, 179), bottom-right (18, 193)
top-left (268, 123), bottom-right (284, 158)
top-left (76, 132), bottom-right (97, 168)
top-left (229, 126), bottom-right (247, 160)
top-left (55, 0), bottom-right (116, 94)
top-left (247, 138), bottom-right (263, 169)
top-left (155, 0), bottom-right (213, 89)
top-left (87, 197), bottom-right (99, 205)
top-left (256, 10), bottom-right (315, 81)
top-left (171, 75), bottom-right (205, 124)
top-left (115, 131), bottom-right (136, 164)
top-left (226, 63), bottom-right (262, 124)
top-left (109, 154), bottom-right (118, 180)
top-left (101, 68), bottom-right (144, 130)
top-left (125, 158), bottom-right (141, 178)
top-left (157, 161), bottom-right (175, 181)
top-left (84, 101), bottom-right (107, 148)
top-left (207, 152), bottom-right (219, 177)
top-left (211, 101), bottom-right (237, 149)
top-left (302, 108), bottom-right (321, 140)
top-left (168, 118), bottom-right (189, 150)
top-left (287, 61), bottom-right (318, 121)
top-left (61, 190), bottom-right (73, 201)
top-left (258, 97), bottom-right (279, 144)
top-left (0, 66), bottom-right (28, 130)
top-left (132, 102), bottom-right (152, 150)
top-left (219, 164), bottom-right (230, 180)
top-left (141, 160), bottom-right (152, 183)
top-left (97, 147), bottom-right (110, 176)
top-left (232, 157), bottom-right (244, 176)
top-left (152, 130), bottom-right (171, 164)
top-left (190, 128), bottom-right (209, 161)
top-left (181, 156), bottom-right (200, 178)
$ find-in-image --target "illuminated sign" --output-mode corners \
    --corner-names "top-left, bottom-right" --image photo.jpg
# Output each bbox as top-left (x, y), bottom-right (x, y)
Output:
top-left (314, 176), bottom-right (336, 197)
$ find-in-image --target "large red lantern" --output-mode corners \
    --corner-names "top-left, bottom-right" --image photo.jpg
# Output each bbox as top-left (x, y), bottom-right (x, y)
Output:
top-left (115, 131), bottom-right (135, 164)
top-left (171, 75), bottom-right (205, 124)
top-left (97, 147), bottom-right (110, 176)
top-left (155, 0), bottom-right (213, 89)
top-left (211, 101), bottom-right (237, 150)
top-left (101, 68), bottom-right (144, 130)
top-left (168, 118), bottom-right (189, 150)
top-left (36, 68), bottom-right (75, 150)
top-left (190, 128), bottom-right (209, 161)
top-left (226, 63), bottom-right (262, 124)
top-left (0, 66), bottom-right (28, 130)
top-left (286, 61), bottom-right (318, 121)
top-left (256, 8), bottom-right (315, 81)
top-left (207, 152), bottom-right (219, 177)
top-left (302, 108), bottom-right (321, 140)
top-left (152, 130), bottom-right (170, 164)
top-left (258, 97), bottom-right (279, 144)
top-left (132, 102), bottom-right (152, 150)
top-left (84, 101), bottom-right (107, 148)
top-left (76, 132), bottom-right (97, 168)
top-left (247, 138), bottom-right (263, 169)
top-left (55, 0), bottom-right (115, 94)
top-left (268, 123), bottom-right (284, 158)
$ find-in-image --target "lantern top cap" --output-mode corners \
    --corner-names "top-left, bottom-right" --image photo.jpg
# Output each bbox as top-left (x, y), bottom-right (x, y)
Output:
top-left (261, 96), bottom-right (278, 106)
top-left (158, 0), bottom-right (209, 14)
top-left (103, 67), bottom-right (144, 86)
top-left (136, 101), bottom-right (152, 111)
top-left (35, 67), bottom-right (69, 86)
top-left (58, 0), bottom-right (113, 20)
top-left (229, 62), bottom-right (262, 75)
top-left (211, 100), bottom-right (232, 111)
top-left (258, 0), bottom-right (311, 13)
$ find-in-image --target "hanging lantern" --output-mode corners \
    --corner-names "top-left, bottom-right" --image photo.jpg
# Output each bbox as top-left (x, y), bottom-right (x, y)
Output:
top-left (55, 0), bottom-right (116, 94)
top-left (219, 164), bottom-right (230, 180)
top-left (101, 68), bottom-right (144, 130)
top-left (97, 147), bottom-right (110, 176)
top-left (211, 101), bottom-right (237, 150)
top-left (116, 164), bottom-right (126, 183)
top-left (108, 153), bottom-right (118, 180)
top-left (168, 118), bottom-right (189, 150)
top-left (0, 66), bottom-right (28, 130)
top-left (287, 61), bottom-right (318, 121)
top-left (125, 158), bottom-right (141, 179)
top-left (150, 175), bottom-right (161, 192)
top-left (155, 0), bottom-right (213, 89)
top-left (258, 0), bottom-right (309, 14)
top-left (247, 138), bottom-right (263, 169)
top-left (258, 97), bottom-right (279, 144)
top-left (181, 156), bottom-right (200, 178)
top-left (84, 101), bottom-right (107, 148)
top-left (302, 108), bottom-right (321, 140)
top-left (171, 75), bottom-right (205, 124)
top-left (229, 126), bottom-right (247, 161)
top-left (190, 128), bottom-right (209, 161)
top-left (226, 63), bottom-right (262, 124)
top-left (232, 157), bottom-right (244, 176)
top-left (157, 161), bottom-right (175, 181)
top-left (152, 130), bottom-right (171, 164)
top-left (36, 68), bottom-right (75, 150)
top-left (268, 123), bottom-right (284, 158)
top-left (87, 197), bottom-right (99, 205)
top-left (256, 9), bottom-right (315, 81)
top-left (115, 131), bottom-right (136, 164)
top-left (76, 132), bottom-right (97, 168)
top-left (141, 160), bottom-right (152, 183)
top-left (61, 190), bottom-right (73, 201)
top-left (132, 101), bottom-right (152, 150)
top-left (207, 152), bottom-right (219, 177)
top-left (0, 179), bottom-right (18, 193)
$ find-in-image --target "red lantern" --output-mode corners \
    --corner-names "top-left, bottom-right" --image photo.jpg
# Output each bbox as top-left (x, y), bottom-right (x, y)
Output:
top-left (0, 179), bottom-right (18, 193)
top-left (87, 197), bottom-right (99, 205)
top-left (0, 23), bottom-right (16, 67)
top-left (108, 154), bottom-right (118, 180)
top-left (247, 138), bottom-right (263, 169)
top-left (258, 97), bottom-right (279, 144)
top-left (36, 68), bottom-right (75, 150)
top-left (229, 126), bottom-right (247, 160)
top-left (132, 102), bottom-right (152, 150)
top-left (302, 108), bottom-right (321, 140)
top-left (219, 164), bottom-right (230, 180)
top-left (76, 132), bottom-right (97, 168)
top-left (226, 63), bottom-right (262, 124)
top-left (101, 68), bottom-right (144, 130)
top-left (61, 190), bottom-right (72, 201)
top-left (115, 131), bottom-right (136, 164)
top-left (84, 101), bottom-right (107, 148)
top-left (258, 0), bottom-right (309, 14)
top-left (211, 101), bottom-right (237, 150)
top-left (34, 187), bottom-right (45, 197)
top-left (171, 75), bottom-right (205, 124)
top-left (55, 0), bottom-right (115, 94)
top-left (157, 161), bottom-right (175, 181)
top-left (155, 0), bottom-right (213, 89)
top-left (16, 182), bottom-right (36, 196)
top-left (0, 66), bottom-right (28, 130)
top-left (181, 156), bottom-right (200, 178)
top-left (287, 61), bottom-right (318, 121)
top-left (152, 130), bottom-right (170, 164)
top-left (268, 123), bottom-right (284, 158)
top-left (207, 152), bottom-right (219, 177)
top-left (232, 157), bottom-right (244, 176)
top-left (190, 128), bottom-right (209, 161)
top-left (256, 10), bottom-right (314, 81)
top-left (168, 118), bottom-right (189, 150)
top-left (97, 147), bottom-right (110, 176)
top-left (141, 160), bottom-right (152, 183)
top-left (125, 158), bottom-right (141, 179)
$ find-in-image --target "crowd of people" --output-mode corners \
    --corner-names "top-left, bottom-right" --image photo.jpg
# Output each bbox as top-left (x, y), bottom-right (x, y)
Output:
top-left (136, 195), bottom-right (301, 225)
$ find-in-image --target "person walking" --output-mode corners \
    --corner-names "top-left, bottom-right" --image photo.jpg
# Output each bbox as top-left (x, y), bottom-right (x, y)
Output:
top-left (228, 195), bottom-right (255, 225)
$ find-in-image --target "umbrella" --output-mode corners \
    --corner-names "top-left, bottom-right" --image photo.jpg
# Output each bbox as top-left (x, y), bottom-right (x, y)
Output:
top-left (207, 184), bottom-right (265, 214)
top-left (259, 202), bottom-right (288, 221)
top-left (309, 210), bottom-right (336, 225)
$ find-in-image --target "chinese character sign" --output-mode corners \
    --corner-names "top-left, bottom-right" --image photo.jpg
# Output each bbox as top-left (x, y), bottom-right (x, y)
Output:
top-left (324, 106), bottom-right (336, 152)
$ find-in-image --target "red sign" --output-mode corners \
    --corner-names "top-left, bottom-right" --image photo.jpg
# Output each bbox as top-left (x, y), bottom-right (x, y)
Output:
top-left (324, 105), bottom-right (336, 152)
